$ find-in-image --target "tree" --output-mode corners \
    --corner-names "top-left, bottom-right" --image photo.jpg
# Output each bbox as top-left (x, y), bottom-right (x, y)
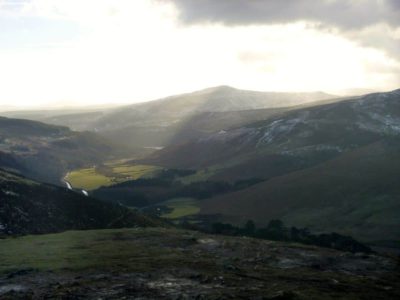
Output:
top-left (265, 219), bottom-right (287, 241)
top-left (243, 220), bottom-right (256, 235)
top-left (267, 219), bottom-right (284, 231)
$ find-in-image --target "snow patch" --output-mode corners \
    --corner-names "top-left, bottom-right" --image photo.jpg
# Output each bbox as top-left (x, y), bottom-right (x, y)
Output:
top-left (0, 285), bottom-right (27, 295)
top-left (256, 112), bottom-right (309, 147)
top-left (3, 190), bottom-right (18, 197)
top-left (199, 127), bottom-right (256, 143)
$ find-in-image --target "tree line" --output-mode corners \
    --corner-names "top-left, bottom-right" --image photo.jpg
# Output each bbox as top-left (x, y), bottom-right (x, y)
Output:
top-left (200, 219), bottom-right (372, 253)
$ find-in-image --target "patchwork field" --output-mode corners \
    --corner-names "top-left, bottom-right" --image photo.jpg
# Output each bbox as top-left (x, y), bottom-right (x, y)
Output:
top-left (178, 169), bottom-right (215, 184)
top-left (66, 161), bottom-right (161, 190)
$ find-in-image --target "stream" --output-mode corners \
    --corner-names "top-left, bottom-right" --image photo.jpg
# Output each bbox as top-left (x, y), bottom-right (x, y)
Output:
top-left (62, 175), bottom-right (89, 197)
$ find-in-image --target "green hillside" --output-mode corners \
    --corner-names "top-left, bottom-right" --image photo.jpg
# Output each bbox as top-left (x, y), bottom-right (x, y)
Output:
top-left (200, 139), bottom-right (400, 244)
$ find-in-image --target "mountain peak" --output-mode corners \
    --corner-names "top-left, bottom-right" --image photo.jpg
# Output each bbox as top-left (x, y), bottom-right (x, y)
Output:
top-left (197, 85), bottom-right (238, 94)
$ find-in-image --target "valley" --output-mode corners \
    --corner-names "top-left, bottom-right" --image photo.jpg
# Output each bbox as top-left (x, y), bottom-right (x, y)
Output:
top-left (1, 86), bottom-right (400, 299)
top-left (2, 1), bottom-right (399, 297)
top-left (65, 161), bottom-right (161, 191)
top-left (2, 88), bottom-right (399, 247)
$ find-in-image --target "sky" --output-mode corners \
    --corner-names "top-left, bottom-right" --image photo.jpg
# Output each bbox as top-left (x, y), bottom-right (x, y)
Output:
top-left (0, 0), bottom-right (399, 108)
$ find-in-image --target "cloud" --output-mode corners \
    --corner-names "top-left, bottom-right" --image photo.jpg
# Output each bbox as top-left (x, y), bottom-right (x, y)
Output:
top-left (0, 0), bottom-right (398, 108)
top-left (167, 0), bottom-right (399, 29)
top-left (343, 23), bottom-right (400, 60)
top-left (166, 0), bottom-right (400, 62)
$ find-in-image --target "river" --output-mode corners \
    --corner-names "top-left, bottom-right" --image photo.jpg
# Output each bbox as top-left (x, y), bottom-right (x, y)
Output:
top-left (62, 175), bottom-right (88, 197)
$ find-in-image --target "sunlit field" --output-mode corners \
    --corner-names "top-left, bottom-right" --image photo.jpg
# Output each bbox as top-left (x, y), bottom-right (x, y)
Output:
top-left (66, 162), bottom-right (161, 190)
top-left (161, 198), bottom-right (200, 219)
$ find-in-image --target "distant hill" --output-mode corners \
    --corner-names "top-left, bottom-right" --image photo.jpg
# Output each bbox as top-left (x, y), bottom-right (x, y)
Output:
top-left (0, 117), bottom-right (122, 184)
top-left (92, 86), bottom-right (335, 130)
top-left (90, 86), bottom-right (335, 147)
top-left (0, 169), bottom-right (162, 236)
top-left (0, 108), bottom-right (106, 131)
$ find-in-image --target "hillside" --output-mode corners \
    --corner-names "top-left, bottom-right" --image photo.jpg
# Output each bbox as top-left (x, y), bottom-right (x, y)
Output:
top-left (0, 169), bottom-right (162, 236)
top-left (200, 139), bottom-right (400, 243)
top-left (146, 89), bottom-right (400, 176)
top-left (142, 89), bottom-right (400, 244)
top-left (0, 117), bottom-right (122, 184)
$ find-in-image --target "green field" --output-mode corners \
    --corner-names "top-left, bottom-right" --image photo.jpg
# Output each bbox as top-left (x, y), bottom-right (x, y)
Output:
top-left (161, 198), bottom-right (200, 219)
top-left (66, 168), bottom-right (113, 190)
top-left (0, 228), bottom-right (188, 274)
top-left (178, 168), bottom-right (216, 184)
top-left (110, 164), bottom-right (160, 179)
top-left (66, 162), bottom-right (161, 190)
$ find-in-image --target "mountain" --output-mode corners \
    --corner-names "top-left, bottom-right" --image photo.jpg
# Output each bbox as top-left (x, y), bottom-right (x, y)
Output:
top-left (0, 117), bottom-right (122, 184)
top-left (146, 89), bottom-right (400, 175)
top-left (92, 86), bottom-right (335, 130)
top-left (88, 86), bottom-right (335, 147)
top-left (0, 169), bottom-right (162, 236)
top-left (143, 89), bottom-right (400, 244)
top-left (1, 87), bottom-right (336, 149)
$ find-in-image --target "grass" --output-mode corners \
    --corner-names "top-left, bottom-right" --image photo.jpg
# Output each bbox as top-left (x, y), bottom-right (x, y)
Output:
top-left (179, 168), bottom-right (217, 184)
top-left (0, 228), bottom-right (186, 274)
top-left (161, 198), bottom-right (200, 219)
top-left (66, 162), bottom-right (161, 190)
top-left (66, 168), bottom-right (113, 190)
top-left (111, 164), bottom-right (160, 180)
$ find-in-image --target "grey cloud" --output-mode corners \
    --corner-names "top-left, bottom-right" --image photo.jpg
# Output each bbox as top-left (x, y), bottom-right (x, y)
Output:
top-left (387, 0), bottom-right (400, 10)
top-left (166, 0), bottom-right (400, 29)
top-left (163, 0), bottom-right (400, 61)
top-left (344, 24), bottom-right (400, 60)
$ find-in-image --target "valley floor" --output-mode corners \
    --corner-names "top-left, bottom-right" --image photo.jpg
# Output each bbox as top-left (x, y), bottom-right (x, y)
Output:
top-left (0, 228), bottom-right (399, 299)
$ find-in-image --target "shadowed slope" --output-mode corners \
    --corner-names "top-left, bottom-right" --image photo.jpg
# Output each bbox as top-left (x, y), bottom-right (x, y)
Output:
top-left (200, 139), bottom-right (400, 243)
top-left (0, 169), bottom-right (163, 235)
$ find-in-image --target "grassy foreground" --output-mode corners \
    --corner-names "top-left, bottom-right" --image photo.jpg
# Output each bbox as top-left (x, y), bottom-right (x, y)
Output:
top-left (0, 228), bottom-right (184, 273)
top-left (0, 228), bottom-right (399, 299)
